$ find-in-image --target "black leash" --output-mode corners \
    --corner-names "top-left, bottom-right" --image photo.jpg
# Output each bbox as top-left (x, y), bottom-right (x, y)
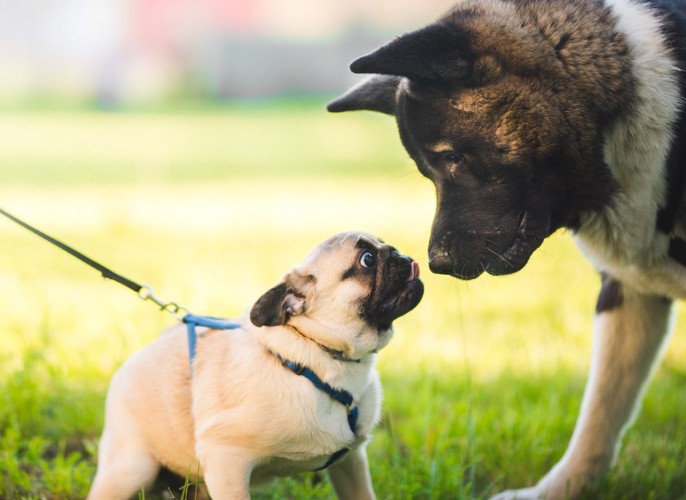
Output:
top-left (0, 207), bottom-right (185, 317)
top-left (0, 206), bottom-right (247, 369)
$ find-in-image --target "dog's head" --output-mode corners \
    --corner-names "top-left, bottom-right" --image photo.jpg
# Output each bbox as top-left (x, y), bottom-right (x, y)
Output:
top-left (250, 232), bottom-right (424, 354)
top-left (329, 1), bottom-right (631, 279)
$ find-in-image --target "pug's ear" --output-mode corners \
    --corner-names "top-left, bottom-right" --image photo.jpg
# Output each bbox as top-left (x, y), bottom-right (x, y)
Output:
top-left (250, 283), bottom-right (305, 327)
top-left (327, 75), bottom-right (402, 115)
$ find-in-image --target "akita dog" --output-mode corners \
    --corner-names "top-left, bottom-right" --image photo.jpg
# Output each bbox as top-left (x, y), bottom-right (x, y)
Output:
top-left (329, 0), bottom-right (686, 497)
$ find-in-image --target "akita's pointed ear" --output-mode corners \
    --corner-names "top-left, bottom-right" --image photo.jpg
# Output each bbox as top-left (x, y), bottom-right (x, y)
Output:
top-left (326, 75), bottom-right (402, 115)
top-left (250, 273), bottom-right (314, 327)
top-left (327, 23), bottom-right (475, 114)
top-left (349, 23), bottom-right (474, 83)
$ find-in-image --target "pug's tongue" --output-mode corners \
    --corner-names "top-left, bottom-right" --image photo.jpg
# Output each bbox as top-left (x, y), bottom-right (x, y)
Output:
top-left (407, 261), bottom-right (420, 281)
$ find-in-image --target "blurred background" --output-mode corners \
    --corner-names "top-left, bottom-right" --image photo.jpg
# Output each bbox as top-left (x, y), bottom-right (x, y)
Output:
top-left (1, 1), bottom-right (685, 498)
top-left (0, 0), bottom-right (451, 107)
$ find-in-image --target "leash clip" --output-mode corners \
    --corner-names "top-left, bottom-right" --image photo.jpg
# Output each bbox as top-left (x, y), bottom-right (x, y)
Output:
top-left (138, 285), bottom-right (187, 320)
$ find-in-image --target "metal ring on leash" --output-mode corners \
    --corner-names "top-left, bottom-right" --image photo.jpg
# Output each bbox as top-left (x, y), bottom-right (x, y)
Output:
top-left (138, 285), bottom-right (188, 320)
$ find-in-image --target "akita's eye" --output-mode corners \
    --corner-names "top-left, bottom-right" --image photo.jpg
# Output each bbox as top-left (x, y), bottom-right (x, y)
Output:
top-left (360, 251), bottom-right (377, 268)
top-left (439, 151), bottom-right (464, 164)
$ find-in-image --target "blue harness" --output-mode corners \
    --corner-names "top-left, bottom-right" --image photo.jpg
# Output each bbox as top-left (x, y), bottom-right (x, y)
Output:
top-left (182, 313), bottom-right (242, 363)
top-left (274, 353), bottom-right (359, 470)
top-left (181, 313), bottom-right (358, 470)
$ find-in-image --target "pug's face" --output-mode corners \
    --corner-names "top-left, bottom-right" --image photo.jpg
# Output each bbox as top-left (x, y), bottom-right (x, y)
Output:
top-left (250, 232), bottom-right (424, 355)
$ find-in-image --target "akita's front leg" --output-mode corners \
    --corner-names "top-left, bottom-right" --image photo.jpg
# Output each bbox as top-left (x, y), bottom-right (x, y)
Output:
top-left (493, 276), bottom-right (674, 499)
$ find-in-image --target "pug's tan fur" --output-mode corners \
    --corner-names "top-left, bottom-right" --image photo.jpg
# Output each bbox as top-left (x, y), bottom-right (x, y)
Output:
top-left (88, 231), bottom-right (423, 500)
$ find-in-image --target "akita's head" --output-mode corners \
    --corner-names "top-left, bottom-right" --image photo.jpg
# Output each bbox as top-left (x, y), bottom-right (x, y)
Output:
top-left (329, 0), bottom-right (633, 279)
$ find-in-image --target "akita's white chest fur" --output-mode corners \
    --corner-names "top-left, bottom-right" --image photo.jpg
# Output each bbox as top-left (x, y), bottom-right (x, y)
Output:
top-left (575, 0), bottom-right (686, 298)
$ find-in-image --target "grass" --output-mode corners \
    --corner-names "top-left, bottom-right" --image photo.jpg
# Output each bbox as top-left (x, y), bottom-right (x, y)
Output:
top-left (1, 103), bottom-right (686, 499)
top-left (0, 103), bottom-right (407, 185)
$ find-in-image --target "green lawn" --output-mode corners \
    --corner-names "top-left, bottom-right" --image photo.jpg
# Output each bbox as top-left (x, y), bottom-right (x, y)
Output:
top-left (1, 105), bottom-right (685, 499)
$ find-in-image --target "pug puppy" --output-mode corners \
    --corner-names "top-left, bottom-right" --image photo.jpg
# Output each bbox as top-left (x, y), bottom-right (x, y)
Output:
top-left (87, 231), bottom-right (423, 500)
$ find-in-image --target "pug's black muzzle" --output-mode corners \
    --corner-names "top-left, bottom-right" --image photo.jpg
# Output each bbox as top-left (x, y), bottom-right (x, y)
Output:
top-left (364, 251), bottom-right (424, 330)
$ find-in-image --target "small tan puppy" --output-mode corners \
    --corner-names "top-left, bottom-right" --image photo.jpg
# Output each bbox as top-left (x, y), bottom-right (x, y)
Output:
top-left (88, 231), bottom-right (423, 500)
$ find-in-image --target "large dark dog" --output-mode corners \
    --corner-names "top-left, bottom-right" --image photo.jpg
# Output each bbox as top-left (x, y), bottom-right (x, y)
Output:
top-left (329, 0), bottom-right (686, 498)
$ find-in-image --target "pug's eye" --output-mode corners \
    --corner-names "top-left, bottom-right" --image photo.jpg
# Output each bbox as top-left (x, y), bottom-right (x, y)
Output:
top-left (360, 251), bottom-right (376, 268)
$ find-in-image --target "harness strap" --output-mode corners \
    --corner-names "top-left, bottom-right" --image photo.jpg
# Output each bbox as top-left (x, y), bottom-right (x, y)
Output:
top-left (313, 448), bottom-right (350, 471)
top-left (274, 352), bottom-right (359, 469)
top-left (182, 314), bottom-right (241, 368)
top-left (276, 354), bottom-right (354, 407)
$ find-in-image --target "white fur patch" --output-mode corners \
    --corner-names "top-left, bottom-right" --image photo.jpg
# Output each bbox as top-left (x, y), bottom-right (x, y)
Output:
top-left (575, 0), bottom-right (685, 297)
